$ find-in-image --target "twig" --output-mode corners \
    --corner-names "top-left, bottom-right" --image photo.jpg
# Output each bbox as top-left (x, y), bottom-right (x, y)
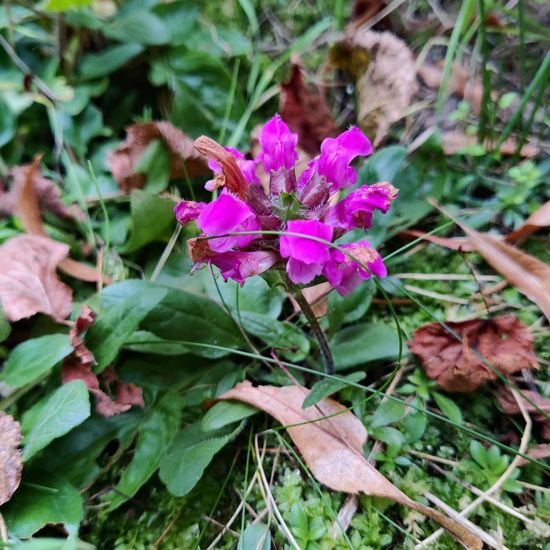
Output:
top-left (403, 284), bottom-right (471, 305)
top-left (202, 516), bottom-right (239, 537)
top-left (416, 388), bottom-right (532, 549)
top-left (152, 507), bottom-right (182, 549)
top-left (0, 513), bottom-right (7, 549)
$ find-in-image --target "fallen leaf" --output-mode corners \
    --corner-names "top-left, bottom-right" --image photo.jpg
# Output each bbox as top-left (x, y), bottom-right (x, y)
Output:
top-left (333, 30), bottom-right (418, 144)
top-left (516, 444), bottom-right (550, 466)
top-left (108, 121), bottom-right (209, 193)
top-left (440, 131), bottom-right (539, 158)
top-left (399, 229), bottom-right (476, 251)
top-left (62, 307), bottom-right (144, 417)
top-left (0, 411), bottom-right (22, 506)
top-left (280, 64), bottom-right (340, 155)
top-left (0, 162), bottom-right (83, 222)
top-left (408, 316), bottom-right (538, 393)
top-left (495, 386), bottom-right (550, 442)
top-left (351, 0), bottom-right (386, 27)
top-left (289, 282), bottom-right (331, 318)
top-left (506, 201), bottom-right (550, 242)
top-left (456, 221), bottom-right (550, 321)
top-left (419, 62), bottom-right (482, 114)
top-left (220, 381), bottom-right (482, 549)
top-left (0, 235), bottom-right (73, 322)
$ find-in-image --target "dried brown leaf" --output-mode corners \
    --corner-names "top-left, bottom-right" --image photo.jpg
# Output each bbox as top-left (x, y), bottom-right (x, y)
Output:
top-left (0, 235), bottom-right (73, 322)
top-left (457, 222), bottom-right (550, 321)
top-left (0, 411), bottom-right (22, 506)
top-left (400, 229), bottom-right (476, 251)
top-left (280, 64), bottom-right (340, 155)
top-left (440, 131), bottom-right (539, 158)
top-left (409, 316), bottom-right (539, 392)
top-left (336, 30), bottom-right (418, 145)
top-left (220, 381), bottom-right (482, 549)
top-left (419, 62), bottom-right (483, 114)
top-left (62, 307), bottom-right (144, 417)
top-left (108, 121), bottom-right (208, 193)
top-left (0, 161), bottom-right (83, 222)
top-left (506, 201), bottom-right (550, 242)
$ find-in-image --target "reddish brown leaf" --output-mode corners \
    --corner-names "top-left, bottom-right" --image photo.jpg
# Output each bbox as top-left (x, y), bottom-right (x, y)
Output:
top-left (457, 221), bottom-right (550, 321)
top-left (506, 201), bottom-right (550, 242)
top-left (0, 161), bottom-right (83, 222)
top-left (440, 131), bottom-right (539, 158)
top-left (408, 316), bottom-right (538, 393)
top-left (419, 62), bottom-right (483, 114)
top-left (0, 411), bottom-right (22, 506)
top-left (108, 121), bottom-right (208, 193)
top-left (335, 30), bottom-right (417, 145)
top-left (516, 444), bottom-right (550, 466)
top-left (280, 64), bottom-right (340, 155)
top-left (62, 307), bottom-right (144, 417)
top-left (220, 381), bottom-right (482, 549)
top-left (0, 235), bottom-right (73, 322)
top-left (495, 386), bottom-right (550, 442)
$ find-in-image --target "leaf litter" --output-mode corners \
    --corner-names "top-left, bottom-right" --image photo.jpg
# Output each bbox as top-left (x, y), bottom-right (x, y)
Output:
top-left (0, 412), bottom-right (22, 507)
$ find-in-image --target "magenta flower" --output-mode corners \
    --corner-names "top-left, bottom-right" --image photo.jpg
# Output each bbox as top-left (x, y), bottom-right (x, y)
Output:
top-left (197, 191), bottom-right (260, 253)
top-left (280, 220), bottom-right (333, 284)
top-left (211, 251), bottom-right (278, 284)
top-left (174, 114), bottom-right (397, 292)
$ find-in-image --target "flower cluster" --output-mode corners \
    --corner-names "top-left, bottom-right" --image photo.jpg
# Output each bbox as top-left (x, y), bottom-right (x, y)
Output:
top-left (174, 115), bottom-right (397, 295)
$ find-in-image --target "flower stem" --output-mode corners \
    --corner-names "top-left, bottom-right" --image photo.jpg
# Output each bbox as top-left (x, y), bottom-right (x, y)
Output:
top-left (292, 285), bottom-right (335, 375)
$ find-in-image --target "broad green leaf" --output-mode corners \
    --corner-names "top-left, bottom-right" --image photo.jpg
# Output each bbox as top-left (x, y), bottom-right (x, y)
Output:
top-left (370, 426), bottom-right (405, 455)
top-left (470, 440), bottom-right (488, 468)
top-left (8, 538), bottom-right (77, 550)
top-left (331, 323), bottom-right (405, 371)
top-left (122, 190), bottom-right (176, 253)
top-left (107, 392), bottom-right (183, 511)
top-left (3, 473), bottom-right (82, 537)
top-left (153, 2), bottom-right (199, 47)
top-left (0, 97), bottom-right (16, 147)
top-left (360, 146), bottom-right (408, 185)
top-left (237, 522), bottom-right (271, 550)
top-left (370, 399), bottom-right (407, 429)
top-left (302, 372), bottom-right (366, 409)
top-left (159, 421), bottom-right (244, 497)
top-left (132, 139), bottom-right (171, 193)
top-left (105, 10), bottom-right (171, 45)
top-left (45, 0), bottom-right (91, 11)
top-left (433, 392), bottom-right (463, 425)
top-left (328, 280), bottom-right (375, 332)
top-left (124, 330), bottom-right (190, 355)
top-left (402, 411), bottom-right (427, 444)
top-left (201, 401), bottom-right (258, 432)
top-left (0, 303), bottom-right (10, 343)
top-left (3, 334), bottom-right (73, 387)
top-left (78, 44), bottom-right (144, 80)
top-left (240, 311), bottom-right (310, 361)
top-left (22, 381), bottom-right (91, 461)
top-left (86, 287), bottom-right (167, 371)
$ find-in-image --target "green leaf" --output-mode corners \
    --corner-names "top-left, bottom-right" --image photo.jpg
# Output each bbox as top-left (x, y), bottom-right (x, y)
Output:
top-left (370, 426), bottom-right (405, 455)
top-left (44, 0), bottom-right (92, 12)
top-left (370, 399), bottom-right (406, 429)
top-left (3, 334), bottom-right (73, 387)
top-left (302, 372), bottom-right (365, 409)
top-left (331, 323), bottom-right (405, 371)
top-left (240, 311), bottom-right (310, 361)
top-left (237, 522), bottom-right (271, 550)
top-left (402, 411), bottom-right (427, 444)
top-left (0, 303), bottom-right (11, 343)
top-left (79, 43), bottom-right (144, 80)
top-left (22, 380), bottom-right (91, 461)
top-left (201, 401), bottom-right (258, 432)
top-left (105, 10), bottom-right (171, 45)
top-left (0, 96), bottom-right (16, 147)
top-left (123, 330), bottom-right (190, 355)
top-left (159, 421), bottom-right (244, 497)
top-left (8, 538), bottom-right (77, 550)
top-left (433, 392), bottom-right (463, 425)
top-left (470, 440), bottom-right (488, 469)
top-left (107, 392), bottom-right (183, 511)
top-left (86, 288), bottom-right (167, 371)
top-left (122, 190), bottom-right (176, 253)
top-left (3, 472), bottom-right (82, 537)
top-left (328, 280), bottom-right (374, 332)
top-left (360, 146), bottom-right (408, 185)
top-left (133, 140), bottom-right (172, 193)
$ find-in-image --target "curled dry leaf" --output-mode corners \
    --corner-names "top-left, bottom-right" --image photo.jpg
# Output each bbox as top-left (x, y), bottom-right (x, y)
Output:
top-left (280, 64), bottom-right (340, 155)
top-left (62, 306), bottom-right (144, 417)
top-left (419, 62), bottom-right (483, 114)
top-left (0, 163), bottom-right (83, 222)
top-left (409, 316), bottom-right (538, 393)
top-left (506, 200), bottom-right (550, 242)
top-left (440, 131), bottom-right (539, 158)
top-left (0, 411), bottom-right (23, 506)
top-left (333, 29), bottom-right (418, 145)
top-left (0, 235), bottom-right (73, 322)
top-left (108, 121), bottom-right (209, 193)
top-left (495, 386), bottom-right (550, 442)
top-left (220, 381), bottom-right (482, 549)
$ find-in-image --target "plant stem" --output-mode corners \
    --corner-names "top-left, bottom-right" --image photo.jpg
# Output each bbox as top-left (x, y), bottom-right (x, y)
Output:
top-left (292, 285), bottom-right (335, 375)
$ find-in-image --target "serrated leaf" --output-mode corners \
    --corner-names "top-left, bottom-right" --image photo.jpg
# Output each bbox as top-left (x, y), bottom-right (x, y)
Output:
top-left (22, 380), bottom-right (91, 461)
top-left (3, 334), bottom-right (73, 387)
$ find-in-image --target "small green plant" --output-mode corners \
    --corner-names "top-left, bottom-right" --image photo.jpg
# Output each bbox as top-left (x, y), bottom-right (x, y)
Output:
top-left (289, 503), bottom-right (326, 549)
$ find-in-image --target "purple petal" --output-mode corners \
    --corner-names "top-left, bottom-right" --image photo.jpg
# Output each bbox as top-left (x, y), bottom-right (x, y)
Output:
top-left (317, 127), bottom-right (372, 190)
top-left (286, 257), bottom-right (324, 284)
top-left (211, 251), bottom-right (278, 284)
top-left (174, 200), bottom-right (205, 226)
top-left (279, 220), bottom-right (333, 265)
top-left (258, 114), bottom-right (298, 173)
top-left (324, 182), bottom-right (398, 231)
top-left (197, 191), bottom-right (260, 252)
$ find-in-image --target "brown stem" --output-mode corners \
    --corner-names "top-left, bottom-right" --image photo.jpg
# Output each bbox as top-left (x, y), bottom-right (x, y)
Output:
top-left (292, 285), bottom-right (335, 375)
